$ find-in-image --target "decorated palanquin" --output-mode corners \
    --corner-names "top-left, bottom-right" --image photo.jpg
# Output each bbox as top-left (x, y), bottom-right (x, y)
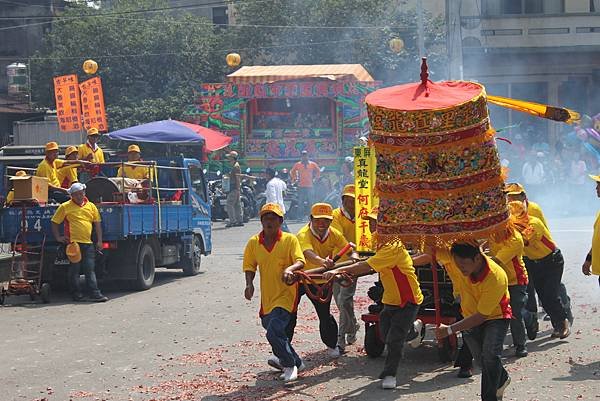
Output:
top-left (185, 65), bottom-right (381, 168)
top-left (366, 61), bottom-right (509, 246)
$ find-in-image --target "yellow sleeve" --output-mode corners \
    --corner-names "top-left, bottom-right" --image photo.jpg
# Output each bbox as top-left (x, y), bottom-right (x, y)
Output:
top-left (290, 236), bottom-right (306, 264)
top-left (330, 214), bottom-right (343, 234)
top-left (477, 269), bottom-right (507, 316)
top-left (54, 159), bottom-right (64, 169)
top-left (98, 149), bottom-right (105, 163)
top-left (367, 245), bottom-right (394, 272)
top-left (242, 239), bottom-right (257, 272)
top-left (91, 204), bottom-right (101, 223)
top-left (35, 162), bottom-right (47, 178)
top-left (296, 230), bottom-right (313, 252)
top-left (332, 228), bottom-right (349, 253)
top-left (5, 190), bottom-right (14, 206)
top-left (117, 166), bottom-right (124, 178)
top-left (77, 144), bottom-right (86, 160)
top-left (492, 234), bottom-right (523, 267)
top-left (528, 218), bottom-right (544, 242)
top-left (51, 204), bottom-right (66, 224)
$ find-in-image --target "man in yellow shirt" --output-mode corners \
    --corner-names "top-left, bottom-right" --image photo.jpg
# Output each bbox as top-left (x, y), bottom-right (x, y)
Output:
top-left (57, 146), bottom-right (80, 189)
top-left (324, 209), bottom-right (423, 390)
top-left (331, 184), bottom-right (360, 349)
top-left (488, 228), bottom-right (533, 357)
top-left (117, 144), bottom-right (153, 180)
top-left (435, 243), bottom-right (512, 401)
top-left (509, 201), bottom-right (570, 339)
top-left (288, 202), bottom-right (353, 358)
top-left (51, 183), bottom-right (107, 302)
top-left (78, 127), bottom-right (105, 163)
top-left (243, 203), bottom-right (306, 382)
top-left (582, 174), bottom-right (600, 288)
top-left (5, 170), bottom-right (28, 206)
top-left (36, 142), bottom-right (69, 203)
top-left (506, 182), bottom-right (573, 328)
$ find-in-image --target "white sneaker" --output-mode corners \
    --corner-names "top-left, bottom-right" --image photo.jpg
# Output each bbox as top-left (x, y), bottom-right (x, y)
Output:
top-left (328, 346), bottom-right (341, 358)
top-left (381, 376), bottom-right (396, 389)
top-left (282, 365), bottom-right (298, 382)
top-left (407, 319), bottom-right (424, 349)
top-left (279, 362), bottom-right (305, 380)
top-left (267, 355), bottom-right (283, 371)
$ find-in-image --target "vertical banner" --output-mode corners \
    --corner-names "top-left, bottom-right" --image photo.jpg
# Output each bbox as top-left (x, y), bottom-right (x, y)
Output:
top-left (80, 77), bottom-right (108, 132)
top-left (53, 75), bottom-right (82, 132)
top-left (354, 145), bottom-right (377, 254)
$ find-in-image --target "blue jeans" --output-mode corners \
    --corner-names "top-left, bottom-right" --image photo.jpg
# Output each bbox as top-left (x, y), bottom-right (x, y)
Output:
top-left (508, 285), bottom-right (530, 348)
top-left (68, 243), bottom-right (102, 298)
top-left (463, 319), bottom-right (510, 401)
top-left (261, 307), bottom-right (302, 368)
top-left (379, 303), bottom-right (419, 378)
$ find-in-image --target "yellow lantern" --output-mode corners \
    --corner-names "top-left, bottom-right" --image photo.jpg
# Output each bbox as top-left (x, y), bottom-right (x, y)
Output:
top-left (226, 53), bottom-right (241, 68)
top-left (388, 38), bottom-right (405, 54)
top-left (83, 59), bottom-right (98, 75)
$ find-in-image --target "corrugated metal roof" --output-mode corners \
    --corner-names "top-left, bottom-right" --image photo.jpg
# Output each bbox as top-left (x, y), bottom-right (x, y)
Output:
top-left (226, 64), bottom-right (374, 83)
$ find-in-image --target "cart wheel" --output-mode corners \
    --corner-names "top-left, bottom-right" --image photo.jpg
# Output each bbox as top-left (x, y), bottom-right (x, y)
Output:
top-left (364, 323), bottom-right (384, 358)
top-left (437, 335), bottom-right (459, 363)
top-left (40, 283), bottom-right (51, 304)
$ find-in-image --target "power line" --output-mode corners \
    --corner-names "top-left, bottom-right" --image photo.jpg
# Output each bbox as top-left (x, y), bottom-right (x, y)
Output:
top-left (0, 37), bottom-right (376, 61)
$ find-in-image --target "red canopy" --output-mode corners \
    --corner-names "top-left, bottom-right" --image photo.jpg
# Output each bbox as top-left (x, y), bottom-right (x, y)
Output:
top-left (177, 121), bottom-right (232, 152)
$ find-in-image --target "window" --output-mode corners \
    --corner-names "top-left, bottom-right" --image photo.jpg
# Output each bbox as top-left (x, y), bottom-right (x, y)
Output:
top-left (212, 6), bottom-right (228, 26)
top-left (189, 165), bottom-right (207, 203)
top-left (483, 0), bottom-right (564, 15)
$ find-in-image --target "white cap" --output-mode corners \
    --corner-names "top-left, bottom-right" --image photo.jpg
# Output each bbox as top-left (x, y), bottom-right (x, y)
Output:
top-left (67, 182), bottom-right (86, 195)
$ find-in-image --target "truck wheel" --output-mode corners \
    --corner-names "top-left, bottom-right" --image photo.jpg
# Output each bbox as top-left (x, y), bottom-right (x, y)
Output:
top-left (134, 244), bottom-right (155, 290)
top-left (182, 236), bottom-right (202, 276)
top-left (40, 283), bottom-right (51, 303)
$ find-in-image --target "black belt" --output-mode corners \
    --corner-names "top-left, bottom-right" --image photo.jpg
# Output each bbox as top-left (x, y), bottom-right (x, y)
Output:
top-left (525, 249), bottom-right (561, 265)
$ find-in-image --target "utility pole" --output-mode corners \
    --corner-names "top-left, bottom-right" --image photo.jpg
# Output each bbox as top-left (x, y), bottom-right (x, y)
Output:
top-left (446, 0), bottom-right (464, 80)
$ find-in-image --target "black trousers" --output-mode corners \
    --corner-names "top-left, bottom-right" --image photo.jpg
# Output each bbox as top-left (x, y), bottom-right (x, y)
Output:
top-left (286, 284), bottom-right (339, 349)
top-left (524, 250), bottom-right (567, 330)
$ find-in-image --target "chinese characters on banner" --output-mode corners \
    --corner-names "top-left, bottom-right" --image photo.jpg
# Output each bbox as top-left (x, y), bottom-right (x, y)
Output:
top-left (354, 146), bottom-right (377, 254)
top-left (53, 75), bottom-right (82, 132)
top-left (79, 77), bottom-right (108, 132)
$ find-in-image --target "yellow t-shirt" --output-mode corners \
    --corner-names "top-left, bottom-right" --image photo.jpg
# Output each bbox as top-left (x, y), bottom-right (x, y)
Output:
top-left (366, 242), bottom-right (423, 307)
top-left (457, 256), bottom-right (512, 320)
top-left (243, 231), bottom-right (305, 316)
top-left (36, 158), bottom-right (64, 188)
top-left (488, 230), bottom-right (528, 286)
top-left (436, 248), bottom-right (468, 298)
top-left (57, 164), bottom-right (78, 189)
top-left (591, 212), bottom-right (600, 275)
top-left (296, 224), bottom-right (348, 271)
top-left (78, 143), bottom-right (105, 163)
top-left (523, 216), bottom-right (557, 260)
top-left (527, 201), bottom-right (548, 229)
top-left (331, 207), bottom-right (356, 243)
top-left (117, 164), bottom-right (152, 180)
top-left (5, 190), bottom-right (14, 206)
top-left (51, 198), bottom-right (101, 244)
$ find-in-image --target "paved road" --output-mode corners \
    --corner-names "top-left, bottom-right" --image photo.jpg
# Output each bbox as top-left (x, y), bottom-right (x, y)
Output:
top-left (1, 216), bottom-right (599, 401)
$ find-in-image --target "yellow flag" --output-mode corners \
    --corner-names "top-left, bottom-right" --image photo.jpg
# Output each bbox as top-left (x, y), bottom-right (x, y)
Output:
top-left (354, 146), bottom-right (377, 254)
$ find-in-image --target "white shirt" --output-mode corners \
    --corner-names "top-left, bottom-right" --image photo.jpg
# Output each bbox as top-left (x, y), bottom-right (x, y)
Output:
top-left (522, 162), bottom-right (545, 185)
top-left (266, 177), bottom-right (287, 214)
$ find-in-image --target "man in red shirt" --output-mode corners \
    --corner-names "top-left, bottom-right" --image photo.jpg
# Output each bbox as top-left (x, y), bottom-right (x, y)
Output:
top-left (290, 151), bottom-right (320, 218)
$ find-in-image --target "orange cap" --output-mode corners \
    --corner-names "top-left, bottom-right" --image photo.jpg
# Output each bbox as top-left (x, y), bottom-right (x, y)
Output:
top-left (505, 182), bottom-right (526, 196)
top-left (342, 184), bottom-right (355, 198)
top-left (45, 142), bottom-right (59, 152)
top-left (87, 127), bottom-right (100, 136)
top-left (260, 202), bottom-right (284, 218)
top-left (128, 144), bottom-right (141, 153)
top-left (311, 203), bottom-right (333, 220)
top-left (65, 146), bottom-right (78, 156)
top-left (65, 242), bottom-right (81, 263)
top-left (9, 170), bottom-right (28, 180)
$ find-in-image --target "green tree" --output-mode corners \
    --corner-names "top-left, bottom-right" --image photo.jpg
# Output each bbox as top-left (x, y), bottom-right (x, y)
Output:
top-left (227, 0), bottom-right (447, 84)
top-left (30, 0), bottom-right (225, 130)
